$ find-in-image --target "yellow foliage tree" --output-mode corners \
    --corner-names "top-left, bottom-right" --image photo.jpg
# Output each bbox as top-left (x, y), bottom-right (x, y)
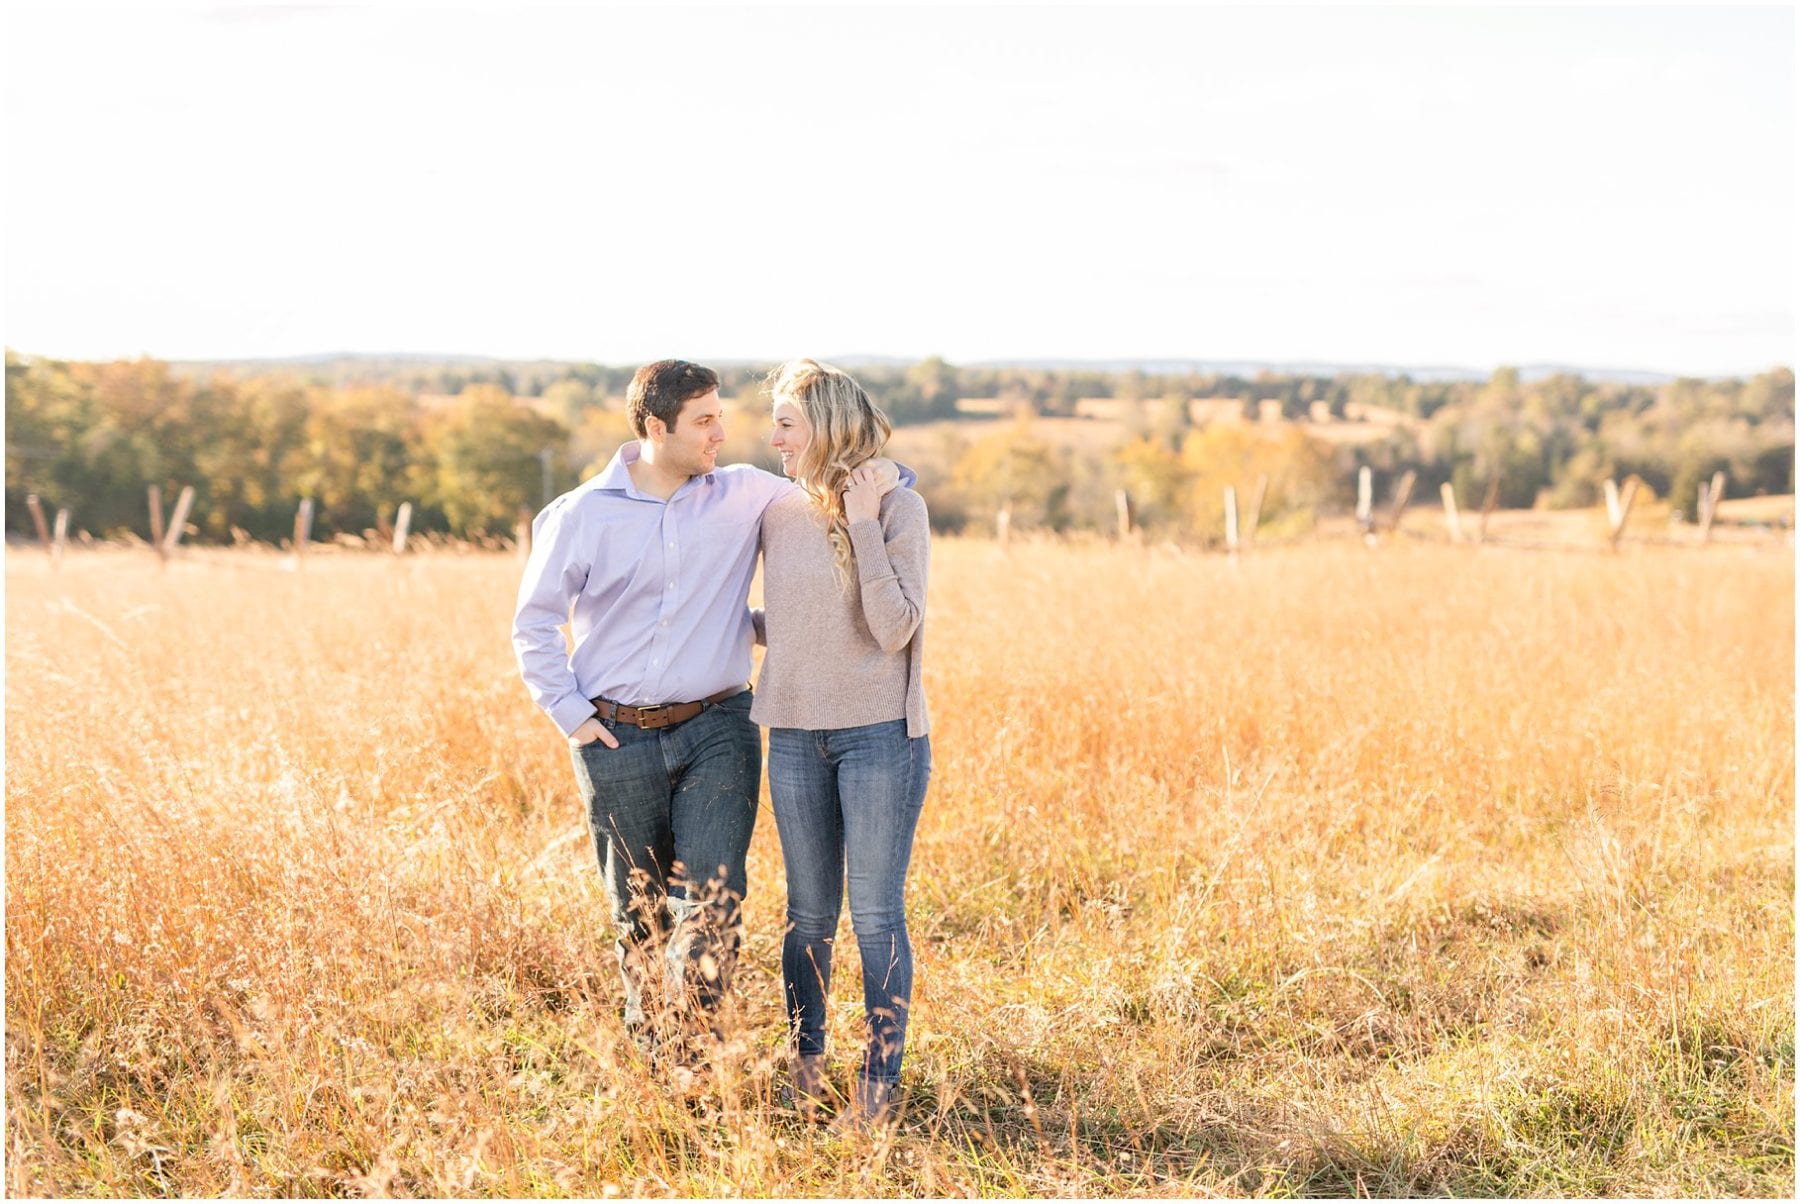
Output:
top-left (950, 418), bottom-right (1067, 531)
top-left (1112, 436), bottom-right (1187, 531)
top-left (1177, 424), bottom-right (1337, 543)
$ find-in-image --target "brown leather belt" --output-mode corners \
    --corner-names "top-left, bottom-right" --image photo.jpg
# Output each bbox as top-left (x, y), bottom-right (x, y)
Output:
top-left (589, 685), bottom-right (746, 731)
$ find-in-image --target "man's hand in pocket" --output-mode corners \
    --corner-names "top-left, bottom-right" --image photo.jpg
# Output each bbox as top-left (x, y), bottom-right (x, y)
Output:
top-left (571, 715), bottom-right (619, 749)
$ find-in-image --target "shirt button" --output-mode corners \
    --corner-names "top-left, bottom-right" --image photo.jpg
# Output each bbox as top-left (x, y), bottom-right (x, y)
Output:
top-left (667, 582), bottom-right (674, 590)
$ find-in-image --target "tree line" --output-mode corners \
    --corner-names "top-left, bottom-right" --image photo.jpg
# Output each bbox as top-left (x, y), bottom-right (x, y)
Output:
top-left (6, 350), bottom-right (1792, 546)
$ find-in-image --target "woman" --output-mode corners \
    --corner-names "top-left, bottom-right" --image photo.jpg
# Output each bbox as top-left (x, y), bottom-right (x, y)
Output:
top-left (751, 358), bottom-right (931, 1129)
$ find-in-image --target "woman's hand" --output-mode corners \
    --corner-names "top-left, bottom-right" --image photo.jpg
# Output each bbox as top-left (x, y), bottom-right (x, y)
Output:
top-left (843, 463), bottom-right (884, 524)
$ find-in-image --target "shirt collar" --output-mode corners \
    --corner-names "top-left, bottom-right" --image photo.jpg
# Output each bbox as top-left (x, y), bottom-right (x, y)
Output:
top-left (591, 442), bottom-right (640, 493)
top-left (591, 440), bottom-right (716, 499)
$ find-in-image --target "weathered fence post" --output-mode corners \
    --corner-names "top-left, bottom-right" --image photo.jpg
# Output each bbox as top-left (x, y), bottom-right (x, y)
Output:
top-left (1356, 466), bottom-right (1373, 539)
top-left (1115, 488), bottom-right (1133, 540)
top-left (996, 499), bottom-right (1013, 547)
top-left (1608, 477), bottom-right (1640, 552)
top-left (293, 498), bottom-right (314, 564)
top-left (1388, 470), bottom-right (1417, 535)
top-left (1478, 479), bottom-right (1500, 546)
top-left (392, 502), bottom-right (413, 555)
top-left (1603, 478), bottom-right (1622, 532)
top-left (52, 508), bottom-right (70, 567)
top-left (1244, 474), bottom-right (1267, 547)
top-left (1441, 482), bottom-right (1464, 543)
top-left (1697, 471), bottom-right (1726, 545)
top-left (26, 494), bottom-right (52, 558)
top-left (515, 507), bottom-right (533, 560)
top-left (162, 485), bottom-right (196, 558)
top-left (1224, 485), bottom-right (1240, 562)
top-left (148, 485), bottom-right (166, 559)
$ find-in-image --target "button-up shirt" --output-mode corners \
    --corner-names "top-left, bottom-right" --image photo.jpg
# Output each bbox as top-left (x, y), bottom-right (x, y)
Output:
top-left (513, 441), bottom-right (796, 736)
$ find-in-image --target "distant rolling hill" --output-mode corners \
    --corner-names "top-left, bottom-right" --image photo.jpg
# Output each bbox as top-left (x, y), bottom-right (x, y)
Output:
top-left (159, 350), bottom-right (1686, 387)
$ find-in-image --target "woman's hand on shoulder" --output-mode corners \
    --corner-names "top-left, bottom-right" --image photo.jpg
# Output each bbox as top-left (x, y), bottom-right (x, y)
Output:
top-left (843, 463), bottom-right (884, 524)
top-left (861, 457), bottom-right (902, 495)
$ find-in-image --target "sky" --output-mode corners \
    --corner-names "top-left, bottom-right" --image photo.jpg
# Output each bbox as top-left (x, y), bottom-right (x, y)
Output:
top-left (5, 2), bottom-right (1794, 377)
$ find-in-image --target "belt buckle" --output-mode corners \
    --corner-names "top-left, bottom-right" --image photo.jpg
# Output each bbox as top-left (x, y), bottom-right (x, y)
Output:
top-left (635, 703), bottom-right (669, 729)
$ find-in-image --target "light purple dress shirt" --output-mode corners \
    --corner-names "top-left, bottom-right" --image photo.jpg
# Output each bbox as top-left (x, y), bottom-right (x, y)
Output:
top-left (513, 441), bottom-right (797, 737)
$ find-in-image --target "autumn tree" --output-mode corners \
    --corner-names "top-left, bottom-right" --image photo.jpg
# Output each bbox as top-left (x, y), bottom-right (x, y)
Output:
top-left (422, 385), bottom-right (570, 535)
top-left (949, 418), bottom-right (1069, 532)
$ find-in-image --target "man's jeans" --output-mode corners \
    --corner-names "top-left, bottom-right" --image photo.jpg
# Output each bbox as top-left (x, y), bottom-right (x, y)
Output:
top-left (569, 689), bottom-right (760, 1032)
top-left (768, 719), bottom-right (931, 1086)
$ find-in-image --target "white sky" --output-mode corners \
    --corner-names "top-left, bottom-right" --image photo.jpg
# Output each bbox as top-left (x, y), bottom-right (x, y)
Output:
top-left (5, 2), bottom-right (1794, 377)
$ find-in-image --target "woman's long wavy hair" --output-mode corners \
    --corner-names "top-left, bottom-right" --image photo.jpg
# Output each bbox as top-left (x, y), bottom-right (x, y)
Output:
top-left (766, 358), bottom-right (893, 590)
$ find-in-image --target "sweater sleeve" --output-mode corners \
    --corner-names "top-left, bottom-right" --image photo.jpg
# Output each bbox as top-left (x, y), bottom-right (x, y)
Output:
top-left (846, 490), bottom-right (929, 654)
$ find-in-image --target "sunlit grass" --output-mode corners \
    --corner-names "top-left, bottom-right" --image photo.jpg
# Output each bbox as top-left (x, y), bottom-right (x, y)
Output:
top-left (5, 539), bottom-right (1792, 1196)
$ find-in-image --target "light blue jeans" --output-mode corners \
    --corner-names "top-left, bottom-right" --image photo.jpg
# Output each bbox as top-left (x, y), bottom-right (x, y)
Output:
top-left (768, 719), bottom-right (931, 1085)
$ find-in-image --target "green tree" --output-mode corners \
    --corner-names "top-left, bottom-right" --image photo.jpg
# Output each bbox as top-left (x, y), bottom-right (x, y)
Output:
top-left (423, 385), bottom-right (571, 535)
top-left (299, 386), bottom-right (424, 536)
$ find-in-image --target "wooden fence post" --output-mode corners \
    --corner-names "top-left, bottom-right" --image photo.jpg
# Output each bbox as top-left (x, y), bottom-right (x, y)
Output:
top-left (1224, 485), bottom-right (1240, 561)
top-left (1115, 488), bottom-right (1133, 540)
top-left (996, 499), bottom-right (1013, 547)
top-left (293, 498), bottom-right (314, 563)
top-left (1356, 466), bottom-right (1373, 535)
top-left (26, 494), bottom-right (52, 557)
top-left (1478, 479), bottom-right (1500, 546)
top-left (1440, 482), bottom-right (1464, 543)
top-left (148, 485), bottom-right (166, 561)
top-left (1388, 470), bottom-right (1417, 535)
top-left (392, 503), bottom-right (413, 555)
top-left (162, 485), bottom-right (195, 557)
top-left (52, 508), bottom-right (70, 567)
top-left (1244, 474), bottom-right (1267, 547)
top-left (515, 507), bottom-right (533, 560)
top-left (1698, 471), bottom-right (1725, 545)
top-left (1608, 477), bottom-right (1640, 552)
top-left (1603, 478), bottom-right (1622, 531)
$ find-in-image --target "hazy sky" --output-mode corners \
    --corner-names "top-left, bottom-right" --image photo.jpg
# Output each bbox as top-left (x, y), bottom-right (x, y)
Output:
top-left (6, 2), bottom-right (1794, 376)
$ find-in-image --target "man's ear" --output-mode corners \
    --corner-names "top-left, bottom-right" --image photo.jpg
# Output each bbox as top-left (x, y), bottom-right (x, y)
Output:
top-left (644, 415), bottom-right (667, 444)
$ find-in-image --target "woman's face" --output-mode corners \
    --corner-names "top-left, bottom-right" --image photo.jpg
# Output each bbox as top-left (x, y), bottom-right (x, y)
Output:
top-left (769, 399), bottom-right (811, 477)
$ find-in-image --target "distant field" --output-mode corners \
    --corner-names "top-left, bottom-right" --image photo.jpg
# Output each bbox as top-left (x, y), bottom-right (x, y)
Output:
top-left (1717, 493), bottom-right (1799, 522)
top-left (6, 542), bottom-right (1792, 1196)
top-left (885, 410), bottom-right (1406, 460)
top-left (1392, 494), bottom-right (1794, 549)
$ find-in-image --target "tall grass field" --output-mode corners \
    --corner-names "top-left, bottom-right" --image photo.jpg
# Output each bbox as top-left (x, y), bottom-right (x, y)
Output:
top-left (5, 540), bottom-right (1793, 1197)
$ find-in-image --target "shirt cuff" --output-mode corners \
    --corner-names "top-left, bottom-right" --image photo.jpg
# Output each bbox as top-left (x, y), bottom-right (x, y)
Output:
top-left (550, 694), bottom-right (599, 738)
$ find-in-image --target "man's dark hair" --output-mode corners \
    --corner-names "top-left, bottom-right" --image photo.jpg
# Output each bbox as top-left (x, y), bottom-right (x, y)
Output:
top-left (627, 360), bottom-right (720, 438)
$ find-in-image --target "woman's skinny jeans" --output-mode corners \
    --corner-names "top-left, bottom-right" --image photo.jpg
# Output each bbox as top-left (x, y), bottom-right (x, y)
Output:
top-left (768, 719), bottom-right (931, 1086)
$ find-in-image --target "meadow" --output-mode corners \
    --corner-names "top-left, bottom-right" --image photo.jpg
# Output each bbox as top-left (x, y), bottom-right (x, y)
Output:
top-left (5, 538), bottom-right (1793, 1197)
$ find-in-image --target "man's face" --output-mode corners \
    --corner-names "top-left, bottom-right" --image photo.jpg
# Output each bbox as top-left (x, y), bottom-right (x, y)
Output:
top-left (653, 388), bottom-right (726, 476)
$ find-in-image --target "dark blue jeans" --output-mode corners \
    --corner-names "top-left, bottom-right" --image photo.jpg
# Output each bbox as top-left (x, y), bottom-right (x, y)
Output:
top-left (569, 689), bottom-right (760, 1031)
top-left (768, 719), bottom-right (931, 1086)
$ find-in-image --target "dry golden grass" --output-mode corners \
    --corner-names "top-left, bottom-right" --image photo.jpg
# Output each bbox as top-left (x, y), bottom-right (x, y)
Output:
top-left (5, 540), bottom-right (1793, 1197)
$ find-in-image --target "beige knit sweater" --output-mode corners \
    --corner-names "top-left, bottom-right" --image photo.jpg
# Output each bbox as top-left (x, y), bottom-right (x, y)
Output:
top-left (750, 486), bottom-right (930, 738)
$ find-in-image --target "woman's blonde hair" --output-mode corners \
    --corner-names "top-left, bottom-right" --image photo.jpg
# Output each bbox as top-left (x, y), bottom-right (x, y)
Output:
top-left (766, 358), bottom-right (893, 589)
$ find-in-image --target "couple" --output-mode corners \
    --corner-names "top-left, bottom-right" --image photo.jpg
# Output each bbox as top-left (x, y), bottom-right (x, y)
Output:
top-left (512, 358), bottom-right (930, 1128)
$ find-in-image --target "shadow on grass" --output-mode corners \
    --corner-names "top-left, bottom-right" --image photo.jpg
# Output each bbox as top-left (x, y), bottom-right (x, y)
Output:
top-left (881, 1023), bottom-right (1791, 1197)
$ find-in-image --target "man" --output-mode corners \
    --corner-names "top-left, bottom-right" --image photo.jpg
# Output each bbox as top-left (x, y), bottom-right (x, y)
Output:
top-left (512, 359), bottom-right (899, 1061)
